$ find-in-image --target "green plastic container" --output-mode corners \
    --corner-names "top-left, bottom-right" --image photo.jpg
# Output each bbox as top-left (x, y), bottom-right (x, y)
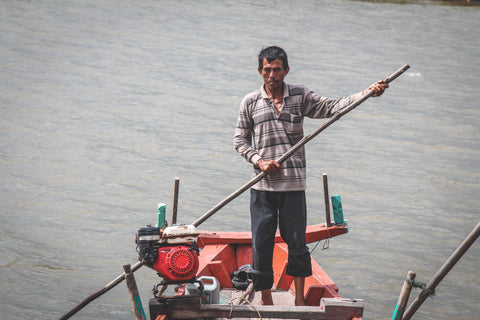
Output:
top-left (331, 195), bottom-right (344, 225)
top-left (157, 203), bottom-right (166, 228)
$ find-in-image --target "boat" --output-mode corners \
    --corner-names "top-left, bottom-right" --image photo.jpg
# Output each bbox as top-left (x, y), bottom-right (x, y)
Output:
top-left (59, 194), bottom-right (478, 320)
top-left (144, 220), bottom-right (363, 320)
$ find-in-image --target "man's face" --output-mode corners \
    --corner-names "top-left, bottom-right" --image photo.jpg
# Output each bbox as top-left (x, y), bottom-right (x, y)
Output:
top-left (258, 58), bottom-right (289, 93)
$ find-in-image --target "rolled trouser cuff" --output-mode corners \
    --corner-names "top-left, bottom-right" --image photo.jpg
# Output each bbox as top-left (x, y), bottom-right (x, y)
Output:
top-left (252, 269), bottom-right (274, 291)
top-left (286, 248), bottom-right (312, 278)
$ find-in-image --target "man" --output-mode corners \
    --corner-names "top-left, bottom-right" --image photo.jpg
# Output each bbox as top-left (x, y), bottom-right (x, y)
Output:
top-left (233, 46), bottom-right (387, 306)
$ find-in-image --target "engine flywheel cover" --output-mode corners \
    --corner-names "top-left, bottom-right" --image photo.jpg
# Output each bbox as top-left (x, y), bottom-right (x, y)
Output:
top-left (167, 247), bottom-right (196, 274)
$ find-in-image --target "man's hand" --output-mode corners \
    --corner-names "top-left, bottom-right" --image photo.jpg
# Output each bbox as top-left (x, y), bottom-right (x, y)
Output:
top-left (365, 80), bottom-right (389, 97)
top-left (256, 159), bottom-right (281, 174)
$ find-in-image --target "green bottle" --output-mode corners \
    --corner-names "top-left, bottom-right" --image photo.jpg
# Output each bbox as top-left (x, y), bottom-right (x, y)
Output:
top-left (157, 203), bottom-right (166, 228)
top-left (331, 195), bottom-right (344, 225)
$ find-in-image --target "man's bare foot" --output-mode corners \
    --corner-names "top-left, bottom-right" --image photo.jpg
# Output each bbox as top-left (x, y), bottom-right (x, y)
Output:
top-left (293, 277), bottom-right (306, 306)
top-left (295, 296), bottom-right (306, 306)
top-left (260, 289), bottom-right (273, 305)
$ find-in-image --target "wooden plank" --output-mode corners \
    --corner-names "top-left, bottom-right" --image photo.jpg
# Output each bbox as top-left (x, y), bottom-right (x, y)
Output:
top-left (321, 298), bottom-right (364, 319)
top-left (149, 295), bottom-right (201, 319)
top-left (197, 223), bottom-right (348, 248)
top-left (152, 296), bottom-right (363, 320)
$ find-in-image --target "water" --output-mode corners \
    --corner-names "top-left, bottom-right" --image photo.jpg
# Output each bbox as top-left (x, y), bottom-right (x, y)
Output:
top-left (1, 0), bottom-right (479, 319)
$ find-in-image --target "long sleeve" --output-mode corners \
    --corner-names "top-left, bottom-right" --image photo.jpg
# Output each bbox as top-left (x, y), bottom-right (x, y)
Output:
top-left (233, 92), bottom-right (262, 165)
top-left (303, 89), bottom-right (363, 119)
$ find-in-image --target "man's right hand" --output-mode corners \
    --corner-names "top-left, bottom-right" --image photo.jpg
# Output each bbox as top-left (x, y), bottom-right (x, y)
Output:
top-left (256, 159), bottom-right (281, 174)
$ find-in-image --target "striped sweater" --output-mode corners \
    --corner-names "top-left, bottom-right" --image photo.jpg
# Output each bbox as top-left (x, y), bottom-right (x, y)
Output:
top-left (234, 82), bottom-right (362, 191)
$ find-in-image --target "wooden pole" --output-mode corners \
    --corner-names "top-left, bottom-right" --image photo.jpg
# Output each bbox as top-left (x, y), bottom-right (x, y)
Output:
top-left (172, 177), bottom-right (180, 225)
top-left (124, 264), bottom-right (147, 320)
top-left (191, 64), bottom-right (410, 228)
top-left (323, 173), bottom-right (332, 227)
top-left (391, 271), bottom-right (416, 320)
top-left (402, 222), bottom-right (480, 320)
top-left (58, 261), bottom-right (144, 320)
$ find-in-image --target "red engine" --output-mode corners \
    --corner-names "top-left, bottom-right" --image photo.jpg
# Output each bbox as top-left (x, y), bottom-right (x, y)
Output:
top-left (152, 245), bottom-right (199, 283)
top-left (137, 224), bottom-right (200, 284)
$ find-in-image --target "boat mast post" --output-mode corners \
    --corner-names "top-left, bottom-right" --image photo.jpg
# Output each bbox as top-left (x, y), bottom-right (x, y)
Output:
top-left (391, 270), bottom-right (416, 320)
top-left (172, 177), bottom-right (180, 225)
top-left (322, 173), bottom-right (332, 227)
top-left (123, 264), bottom-right (147, 320)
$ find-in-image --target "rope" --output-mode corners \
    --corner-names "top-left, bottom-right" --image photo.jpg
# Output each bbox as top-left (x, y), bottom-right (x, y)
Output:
top-left (322, 238), bottom-right (330, 250)
top-left (310, 240), bottom-right (321, 253)
top-left (310, 226), bottom-right (331, 254)
top-left (227, 296), bottom-right (262, 319)
top-left (323, 224), bottom-right (332, 250)
top-left (310, 239), bottom-right (330, 254)
top-left (406, 278), bottom-right (436, 297)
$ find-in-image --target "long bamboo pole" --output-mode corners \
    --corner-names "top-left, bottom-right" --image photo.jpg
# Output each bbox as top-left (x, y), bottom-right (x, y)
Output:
top-left (191, 64), bottom-right (410, 228)
top-left (58, 260), bottom-right (144, 320)
top-left (402, 222), bottom-right (480, 320)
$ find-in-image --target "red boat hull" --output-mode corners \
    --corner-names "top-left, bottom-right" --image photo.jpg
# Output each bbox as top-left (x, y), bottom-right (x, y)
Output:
top-left (196, 223), bottom-right (349, 305)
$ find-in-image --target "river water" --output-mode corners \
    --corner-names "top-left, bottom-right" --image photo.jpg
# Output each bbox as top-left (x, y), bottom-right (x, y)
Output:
top-left (1, 1), bottom-right (479, 319)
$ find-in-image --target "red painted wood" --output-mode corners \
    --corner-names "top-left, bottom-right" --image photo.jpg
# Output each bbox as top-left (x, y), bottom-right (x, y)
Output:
top-left (235, 244), bottom-right (252, 267)
top-left (197, 223), bottom-right (348, 248)
top-left (272, 243), bottom-right (293, 290)
top-left (196, 244), bottom-right (237, 288)
top-left (305, 285), bottom-right (326, 306)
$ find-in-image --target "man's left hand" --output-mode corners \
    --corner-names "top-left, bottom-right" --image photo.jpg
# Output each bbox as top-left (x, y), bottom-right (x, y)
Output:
top-left (365, 80), bottom-right (389, 97)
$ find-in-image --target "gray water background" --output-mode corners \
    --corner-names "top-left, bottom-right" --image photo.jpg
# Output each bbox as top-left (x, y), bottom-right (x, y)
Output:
top-left (1, 0), bottom-right (479, 319)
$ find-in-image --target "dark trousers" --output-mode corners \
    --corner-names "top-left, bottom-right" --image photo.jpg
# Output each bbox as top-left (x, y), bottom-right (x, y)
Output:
top-left (250, 189), bottom-right (312, 291)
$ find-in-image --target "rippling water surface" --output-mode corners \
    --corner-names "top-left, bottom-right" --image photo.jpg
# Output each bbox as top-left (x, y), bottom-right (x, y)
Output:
top-left (1, 1), bottom-right (479, 319)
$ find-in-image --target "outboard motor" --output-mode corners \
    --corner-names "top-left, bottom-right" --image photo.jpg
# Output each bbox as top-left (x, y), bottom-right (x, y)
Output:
top-left (136, 224), bottom-right (199, 284)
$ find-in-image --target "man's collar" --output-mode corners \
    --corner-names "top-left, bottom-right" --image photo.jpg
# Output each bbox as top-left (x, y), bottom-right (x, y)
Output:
top-left (260, 83), bottom-right (289, 99)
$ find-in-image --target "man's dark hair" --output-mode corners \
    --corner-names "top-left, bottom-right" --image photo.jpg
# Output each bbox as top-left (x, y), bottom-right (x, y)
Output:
top-left (258, 46), bottom-right (289, 70)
